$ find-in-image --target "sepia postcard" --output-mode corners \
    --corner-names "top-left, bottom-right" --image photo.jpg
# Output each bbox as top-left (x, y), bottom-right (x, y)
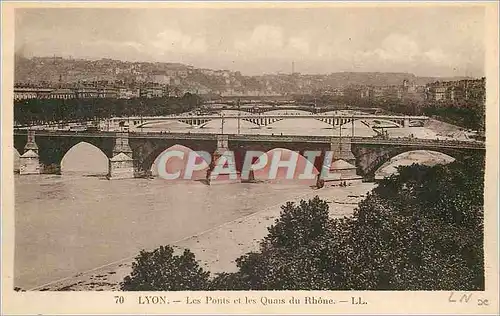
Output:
top-left (1, 1), bottom-right (499, 315)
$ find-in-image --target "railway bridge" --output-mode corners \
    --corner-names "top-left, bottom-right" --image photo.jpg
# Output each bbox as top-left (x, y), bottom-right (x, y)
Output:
top-left (108, 113), bottom-right (428, 130)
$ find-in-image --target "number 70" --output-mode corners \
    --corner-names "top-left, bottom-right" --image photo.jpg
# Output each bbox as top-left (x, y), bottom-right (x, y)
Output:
top-left (114, 296), bottom-right (125, 304)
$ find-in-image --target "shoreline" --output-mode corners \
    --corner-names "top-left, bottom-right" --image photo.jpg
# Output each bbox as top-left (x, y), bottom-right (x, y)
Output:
top-left (27, 183), bottom-right (376, 291)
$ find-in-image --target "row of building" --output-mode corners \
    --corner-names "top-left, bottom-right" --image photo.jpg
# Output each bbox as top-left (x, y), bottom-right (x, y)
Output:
top-left (14, 85), bottom-right (168, 101)
top-left (322, 80), bottom-right (424, 101)
top-left (334, 78), bottom-right (486, 104)
top-left (425, 78), bottom-right (486, 103)
top-left (14, 78), bottom-right (486, 105)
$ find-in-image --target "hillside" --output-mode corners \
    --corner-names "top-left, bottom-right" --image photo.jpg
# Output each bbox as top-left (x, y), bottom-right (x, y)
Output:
top-left (14, 56), bottom-right (472, 94)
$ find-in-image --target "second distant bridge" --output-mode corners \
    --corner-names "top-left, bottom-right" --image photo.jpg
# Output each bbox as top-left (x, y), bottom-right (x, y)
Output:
top-left (109, 113), bottom-right (429, 129)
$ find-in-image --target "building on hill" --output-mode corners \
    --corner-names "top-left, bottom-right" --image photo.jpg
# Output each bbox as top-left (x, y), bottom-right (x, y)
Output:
top-left (323, 88), bottom-right (345, 97)
top-left (98, 87), bottom-right (118, 99)
top-left (14, 87), bottom-right (53, 100)
top-left (200, 69), bottom-right (215, 76)
top-left (50, 89), bottom-right (76, 100)
top-left (151, 74), bottom-right (171, 85)
top-left (118, 87), bottom-right (140, 99)
top-left (425, 78), bottom-right (485, 105)
top-left (140, 86), bottom-right (164, 98)
top-left (453, 78), bottom-right (486, 104)
top-left (75, 87), bottom-right (99, 99)
top-left (427, 85), bottom-right (447, 101)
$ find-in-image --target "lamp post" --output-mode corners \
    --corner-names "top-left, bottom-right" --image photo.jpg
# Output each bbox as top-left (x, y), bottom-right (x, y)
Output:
top-left (339, 115), bottom-right (343, 155)
top-left (332, 111), bottom-right (335, 137)
top-left (351, 114), bottom-right (355, 138)
top-left (140, 101), bottom-right (144, 133)
top-left (221, 113), bottom-right (225, 135)
top-left (339, 116), bottom-right (342, 139)
top-left (237, 98), bottom-right (241, 135)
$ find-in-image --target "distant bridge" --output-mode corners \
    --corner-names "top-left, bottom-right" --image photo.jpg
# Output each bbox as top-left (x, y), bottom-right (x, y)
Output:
top-left (109, 113), bottom-right (429, 129)
top-left (203, 103), bottom-right (382, 114)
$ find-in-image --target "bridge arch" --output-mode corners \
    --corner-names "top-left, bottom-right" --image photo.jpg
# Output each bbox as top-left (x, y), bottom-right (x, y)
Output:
top-left (198, 118), bottom-right (260, 131)
top-left (252, 148), bottom-right (319, 185)
top-left (61, 141), bottom-right (109, 175)
top-left (136, 120), bottom-right (192, 130)
top-left (265, 118), bottom-right (332, 133)
top-left (150, 144), bottom-right (210, 179)
top-left (367, 119), bottom-right (402, 128)
top-left (374, 150), bottom-right (456, 180)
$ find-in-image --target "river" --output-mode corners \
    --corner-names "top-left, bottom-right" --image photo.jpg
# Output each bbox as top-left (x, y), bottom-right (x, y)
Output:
top-left (14, 175), bottom-right (320, 290)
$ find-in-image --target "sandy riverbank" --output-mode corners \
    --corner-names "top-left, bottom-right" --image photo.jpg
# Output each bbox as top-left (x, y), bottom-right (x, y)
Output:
top-left (32, 182), bottom-right (376, 291)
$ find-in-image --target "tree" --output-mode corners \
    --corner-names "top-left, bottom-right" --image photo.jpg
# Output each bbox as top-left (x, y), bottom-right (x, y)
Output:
top-left (340, 155), bottom-right (484, 290)
top-left (14, 94), bottom-right (202, 125)
top-left (121, 245), bottom-right (210, 291)
top-left (211, 197), bottom-right (348, 290)
top-left (211, 155), bottom-right (484, 291)
top-left (121, 154), bottom-right (484, 291)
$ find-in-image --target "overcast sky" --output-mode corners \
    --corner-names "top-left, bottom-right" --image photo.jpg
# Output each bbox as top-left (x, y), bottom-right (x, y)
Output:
top-left (15, 6), bottom-right (485, 77)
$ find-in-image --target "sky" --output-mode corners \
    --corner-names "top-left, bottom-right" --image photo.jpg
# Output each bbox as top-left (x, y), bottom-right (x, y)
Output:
top-left (15, 6), bottom-right (485, 77)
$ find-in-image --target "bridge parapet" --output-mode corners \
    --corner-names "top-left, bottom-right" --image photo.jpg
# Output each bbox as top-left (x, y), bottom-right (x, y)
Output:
top-left (13, 129), bottom-right (485, 150)
top-left (350, 137), bottom-right (486, 149)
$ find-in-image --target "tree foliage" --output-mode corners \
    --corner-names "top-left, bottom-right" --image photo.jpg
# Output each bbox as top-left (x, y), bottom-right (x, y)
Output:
top-left (218, 154), bottom-right (485, 291)
top-left (120, 246), bottom-right (210, 291)
top-left (221, 197), bottom-right (345, 290)
top-left (14, 93), bottom-right (201, 125)
top-left (122, 154), bottom-right (485, 291)
top-left (423, 105), bottom-right (485, 130)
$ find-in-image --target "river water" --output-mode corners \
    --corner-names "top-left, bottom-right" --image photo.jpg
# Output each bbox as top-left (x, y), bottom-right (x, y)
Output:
top-left (14, 175), bottom-right (320, 290)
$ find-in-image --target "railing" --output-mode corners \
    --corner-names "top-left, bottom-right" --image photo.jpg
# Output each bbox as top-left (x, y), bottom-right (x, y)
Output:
top-left (107, 114), bottom-right (430, 122)
top-left (229, 134), bottom-right (331, 143)
top-left (12, 129), bottom-right (485, 149)
top-left (350, 136), bottom-right (485, 149)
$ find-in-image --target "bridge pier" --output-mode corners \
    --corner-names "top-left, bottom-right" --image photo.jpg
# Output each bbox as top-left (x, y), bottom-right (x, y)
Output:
top-left (320, 138), bottom-right (362, 185)
top-left (207, 134), bottom-right (239, 184)
top-left (330, 137), bottom-right (356, 164)
top-left (19, 130), bottom-right (41, 175)
top-left (112, 132), bottom-right (133, 157)
top-left (403, 118), bottom-right (410, 127)
top-left (108, 132), bottom-right (135, 180)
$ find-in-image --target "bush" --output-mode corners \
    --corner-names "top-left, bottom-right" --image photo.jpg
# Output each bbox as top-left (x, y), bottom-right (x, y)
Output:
top-left (120, 246), bottom-right (210, 291)
top-left (212, 197), bottom-right (348, 290)
top-left (347, 155), bottom-right (484, 290)
top-left (121, 155), bottom-right (484, 291)
top-left (213, 156), bottom-right (484, 291)
top-left (14, 94), bottom-right (201, 125)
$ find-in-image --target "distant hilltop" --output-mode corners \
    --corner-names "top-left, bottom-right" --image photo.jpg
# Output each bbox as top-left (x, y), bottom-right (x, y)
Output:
top-left (14, 56), bottom-right (476, 95)
top-left (294, 72), bottom-right (473, 87)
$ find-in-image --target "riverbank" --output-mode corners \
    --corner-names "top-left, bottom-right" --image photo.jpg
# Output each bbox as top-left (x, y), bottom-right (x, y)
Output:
top-left (29, 182), bottom-right (376, 291)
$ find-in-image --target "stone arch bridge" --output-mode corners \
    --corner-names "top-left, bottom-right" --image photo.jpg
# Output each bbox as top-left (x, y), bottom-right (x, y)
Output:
top-left (14, 130), bottom-right (485, 180)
